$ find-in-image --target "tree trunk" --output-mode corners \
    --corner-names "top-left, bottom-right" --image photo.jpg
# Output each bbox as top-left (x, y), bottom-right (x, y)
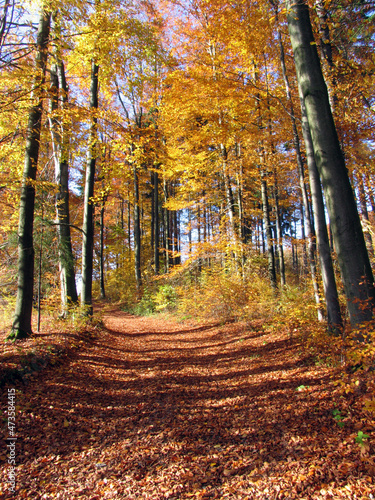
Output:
top-left (261, 217), bottom-right (266, 255)
top-left (314, 0), bottom-right (337, 111)
top-left (272, 172), bottom-right (285, 287)
top-left (151, 173), bottom-right (154, 251)
top-left (278, 27), bottom-right (323, 318)
top-left (163, 180), bottom-right (170, 273)
top-left (357, 173), bottom-right (374, 258)
top-left (261, 170), bottom-right (277, 290)
top-left (365, 174), bottom-right (375, 213)
top-left (134, 162), bottom-right (142, 291)
top-left (81, 61), bottom-right (99, 315)
top-left (49, 17), bottom-right (78, 314)
top-left (236, 157), bottom-right (247, 274)
top-left (197, 204), bottom-right (202, 273)
top-left (154, 170), bottom-right (159, 274)
top-left (10, 10), bottom-right (51, 339)
top-left (286, 0), bottom-right (375, 325)
top-left (37, 204), bottom-right (44, 333)
top-left (221, 144), bottom-right (236, 241)
top-left (263, 52), bottom-right (285, 286)
top-left (298, 80), bottom-right (343, 330)
top-left (188, 203), bottom-right (192, 255)
top-left (127, 190), bottom-right (131, 252)
top-left (174, 210), bottom-right (180, 265)
top-left (254, 59), bottom-right (277, 290)
top-left (99, 201), bottom-right (106, 299)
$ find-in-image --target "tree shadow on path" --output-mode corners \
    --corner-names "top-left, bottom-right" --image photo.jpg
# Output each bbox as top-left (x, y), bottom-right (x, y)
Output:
top-left (0, 310), bottom-right (371, 499)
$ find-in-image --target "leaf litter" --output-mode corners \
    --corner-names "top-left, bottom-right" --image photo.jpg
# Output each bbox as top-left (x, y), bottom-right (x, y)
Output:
top-left (0, 307), bottom-right (374, 499)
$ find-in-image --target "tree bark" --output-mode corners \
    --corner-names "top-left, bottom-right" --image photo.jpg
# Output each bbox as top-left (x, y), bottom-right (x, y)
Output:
top-left (357, 173), bottom-right (374, 259)
top-left (49, 16), bottom-right (78, 314)
top-left (278, 28), bottom-right (323, 318)
top-left (174, 209), bottom-right (180, 265)
top-left (133, 161), bottom-right (142, 291)
top-left (10, 10), bottom-right (51, 339)
top-left (286, 0), bottom-right (375, 325)
top-left (298, 80), bottom-right (343, 330)
top-left (99, 201), bottom-right (106, 299)
top-left (272, 169), bottom-right (285, 287)
top-left (154, 170), bottom-right (160, 274)
top-left (81, 61), bottom-right (99, 315)
top-left (261, 170), bottom-right (277, 290)
top-left (163, 180), bottom-right (170, 273)
top-left (314, 0), bottom-right (337, 111)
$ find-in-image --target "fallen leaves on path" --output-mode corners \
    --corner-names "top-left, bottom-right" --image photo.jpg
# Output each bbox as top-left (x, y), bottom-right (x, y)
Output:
top-left (0, 308), bottom-right (374, 499)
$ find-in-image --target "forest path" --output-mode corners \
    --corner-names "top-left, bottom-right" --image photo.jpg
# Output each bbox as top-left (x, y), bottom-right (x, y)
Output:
top-left (0, 307), bottom-right (373, 499)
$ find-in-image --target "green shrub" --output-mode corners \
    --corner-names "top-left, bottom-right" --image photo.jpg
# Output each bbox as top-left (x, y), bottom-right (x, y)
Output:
top-left (153, 285), bottom-right (178, 311)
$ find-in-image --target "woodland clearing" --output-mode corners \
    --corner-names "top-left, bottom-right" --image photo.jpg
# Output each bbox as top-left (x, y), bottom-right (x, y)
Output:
top-left (0, 305), bottom-right (374, 499)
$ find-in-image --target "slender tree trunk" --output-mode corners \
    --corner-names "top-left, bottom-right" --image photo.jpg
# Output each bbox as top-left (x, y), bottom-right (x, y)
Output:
top-left (365, 174), bottom-right (375, 213)
top-left (261, 217), bottom-right (266, 255)
top-left (264, 54), bottom-right (285, 285)
top-left (221, 144), bottom-right (236, 242)
top-left (163, 180), bottom-right (170, 273)
top-left (81, 61), bottom-right (99, 315)
top-left (10, 10), bottom-right (51, 339)
top-left (261, 170), bottom-right (277, 290)
top-left (151, 173), bottom-right (154, 251)
top-left (286, 0), bottom-right (375, 325)
top-left (133, 162), bottom-right (142, 291)
top-left (357, 173), bottom-right (374, 258)
top-left (236, 158), bottom-right (247, 273)
top-left (175, 210), bottom-right (180, 265)
top-left (273, 169), bottom-right (285, 287)
top-left (171, 207), bottom-right (177, 266)
top-left (37, 205), bottom-right (44, 333)
top-left (314, 0), bottom-right (337, 111)
top-left (278, 28), bottom-right (323, 318)
top-left (255, 59), bottom-right (277, 290)
top-left (197, 204), bottom-right (202, 273)
top-left (127, 190), bottom-right (131, 252)
top-left (188, 204), bottom-right (192, 255)
top-left (49, 17), bottom-right (78, 314)
top-left (154, 170), bottom-right (159, 274)
top-left (237, 160), bottom-right (244, 243)
top-left (293, 220), bottom-right (299, 276)
top-left (56, 63), bottom-right (78, 306)
top-left (298, 80), bottom-right (342, 330)
top-left (116, 197), bottom-right (123, 269)
top-left (300, 204), bottom-right (308, 274)
top-left (99, 201), bottom-right (106, 299)
top-left (292, 222), bottom-right (297, 271)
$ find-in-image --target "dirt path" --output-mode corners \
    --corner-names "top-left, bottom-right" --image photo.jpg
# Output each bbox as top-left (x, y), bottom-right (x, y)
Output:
top-left (0, 309), bottom-right (373, 499)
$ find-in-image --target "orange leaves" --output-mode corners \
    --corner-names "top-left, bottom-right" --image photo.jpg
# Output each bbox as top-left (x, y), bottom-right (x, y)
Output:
top-left (1, 306), bottom-right (375, 498)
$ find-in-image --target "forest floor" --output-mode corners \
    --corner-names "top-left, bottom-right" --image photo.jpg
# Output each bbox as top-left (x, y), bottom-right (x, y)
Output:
top-left (0, 305), bottom-right (374, 499)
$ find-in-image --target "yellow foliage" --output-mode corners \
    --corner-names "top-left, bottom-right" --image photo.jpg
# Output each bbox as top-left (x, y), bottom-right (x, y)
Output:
top-left (176, 259), bottom-right (275, 323)
top-left (103, 258), bottom-right (137, 306)
top-left (344, 324), bottom-right (375, 370)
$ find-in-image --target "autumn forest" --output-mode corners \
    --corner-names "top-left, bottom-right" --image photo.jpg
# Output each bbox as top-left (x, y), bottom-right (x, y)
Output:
top-left (0, 0), bottom-right (375, 498)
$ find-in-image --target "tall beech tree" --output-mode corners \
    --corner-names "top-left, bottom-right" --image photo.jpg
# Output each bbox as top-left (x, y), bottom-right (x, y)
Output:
top-left (286, 0), bottom-right (375, 326)
top-left (9, 9), bottom-right (50, 339)
top-left (49, 12), bottom-right (78, 315)
top-left (277, 24), bottom-right (323, 319)
top-left (298, 81), bottom-right (342, 330)
top-left (81, 60), bottom-right (99, 315)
